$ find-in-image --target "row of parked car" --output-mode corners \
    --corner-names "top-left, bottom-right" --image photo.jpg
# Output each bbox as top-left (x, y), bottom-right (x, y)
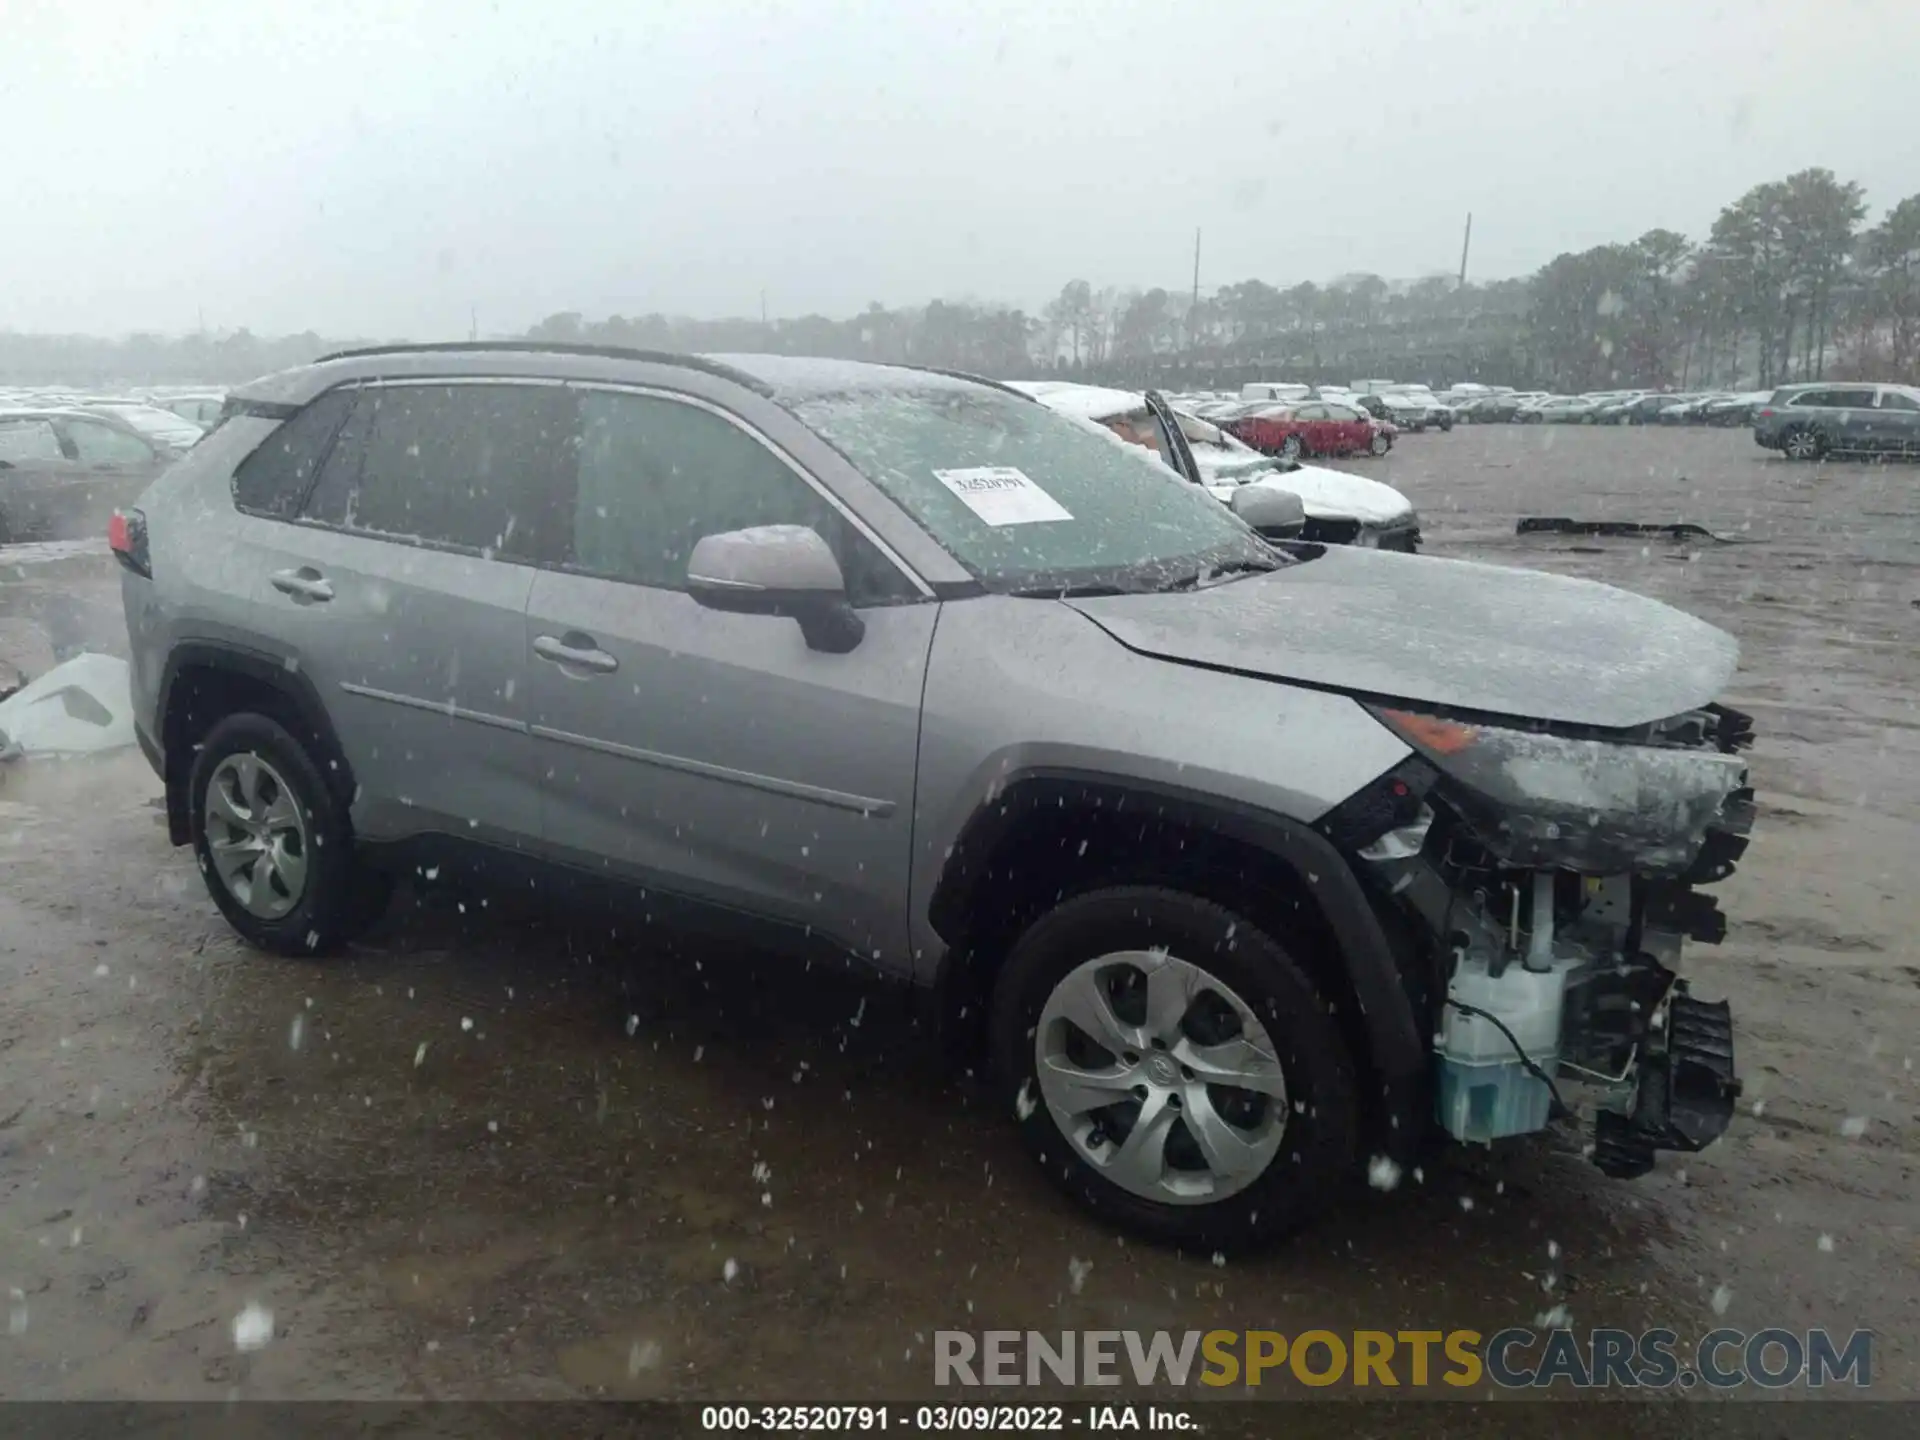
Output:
top-left (1446, 387), bottom-right (1774, 427)
top-left (1009, 382), bottom-right (1422, 550)
top-left (0, 387), bottom-right (224, 543)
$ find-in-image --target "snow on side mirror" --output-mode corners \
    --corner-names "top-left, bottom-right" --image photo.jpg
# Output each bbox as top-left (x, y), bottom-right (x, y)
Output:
top-left (1229, 484), bottom-right (1306, 540)
top-left (686, 524), bottom-right (865, 653)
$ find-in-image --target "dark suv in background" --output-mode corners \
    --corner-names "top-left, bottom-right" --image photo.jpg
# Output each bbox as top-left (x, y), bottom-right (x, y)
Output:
top-left (1753, 382), bottom-right (1920, 459)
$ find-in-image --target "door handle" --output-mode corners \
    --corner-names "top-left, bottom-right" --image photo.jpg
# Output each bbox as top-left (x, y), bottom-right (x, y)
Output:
top-left (269, 567), bottom-right (334, 603)
top-left (533, 633), bottom-right (619, 673)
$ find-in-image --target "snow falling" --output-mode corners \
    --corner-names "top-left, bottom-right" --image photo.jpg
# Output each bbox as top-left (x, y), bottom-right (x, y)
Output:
top-left (232, 1302), bottom-right (275, 1353)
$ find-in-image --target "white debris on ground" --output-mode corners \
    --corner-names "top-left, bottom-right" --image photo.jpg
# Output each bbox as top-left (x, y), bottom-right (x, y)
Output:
top-left (0, 653), bottom-right (135, 760)
top-left (1840, 1115), bottom-right (1869, 1138)
top-left (232, 1301), bottom-right (275, 1352)
top-left (1711, 1284), bottom-right (1733, 1315)
top-left (1067, 1257), bottom-right (1092, 1295)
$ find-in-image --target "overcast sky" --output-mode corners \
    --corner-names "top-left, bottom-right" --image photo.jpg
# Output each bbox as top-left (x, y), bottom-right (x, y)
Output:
top-left (9, 0), bottom-right (1919, 337)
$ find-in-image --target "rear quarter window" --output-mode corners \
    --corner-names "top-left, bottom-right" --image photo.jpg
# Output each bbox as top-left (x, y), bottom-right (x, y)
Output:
top-left (231, 388), bottom-right (355, 517)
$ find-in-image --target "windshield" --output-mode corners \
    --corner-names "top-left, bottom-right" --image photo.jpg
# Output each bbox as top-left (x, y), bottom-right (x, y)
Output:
top-left (789, 385), bottom-right (1273, 592)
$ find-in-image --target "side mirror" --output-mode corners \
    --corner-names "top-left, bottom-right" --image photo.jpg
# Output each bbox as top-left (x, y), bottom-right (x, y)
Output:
top-left (686, 525), bottom-right (865, 653)
top-left (1229, 484), bottom-right (1306, 539)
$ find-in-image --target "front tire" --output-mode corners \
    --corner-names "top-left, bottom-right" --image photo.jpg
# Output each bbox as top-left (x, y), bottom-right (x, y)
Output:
top-left (189, 713), bottom-right (389, 956)
top-left (1368, 431), bottom-right (1392, 456)
top-left (991, 887), bottom-right (1358, 1251)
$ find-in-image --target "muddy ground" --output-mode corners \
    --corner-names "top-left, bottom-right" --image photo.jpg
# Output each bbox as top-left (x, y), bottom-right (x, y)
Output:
top-left (1, 425), bottom-right (1915, 1415)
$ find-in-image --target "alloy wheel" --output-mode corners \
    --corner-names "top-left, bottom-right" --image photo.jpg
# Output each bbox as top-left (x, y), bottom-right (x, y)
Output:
top-left (204, 752), bottom-right (310, 919)
top-left (1032, 949), bottom-right (1289, 1205)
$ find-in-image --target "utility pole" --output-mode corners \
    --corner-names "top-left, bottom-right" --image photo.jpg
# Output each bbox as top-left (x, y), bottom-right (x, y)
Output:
top-left (1458, 212), bottom-right (1473, 289)
top-left (469, 306), bottom-right (478, 342)
top-left (760, 289), bottom-right (768, 330)
top-left (1190, 227), bottom-right (1202, 353)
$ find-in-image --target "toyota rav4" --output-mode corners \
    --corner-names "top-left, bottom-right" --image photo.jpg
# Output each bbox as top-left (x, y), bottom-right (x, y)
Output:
top-left (116, 344), bottom-right (1753, 1250)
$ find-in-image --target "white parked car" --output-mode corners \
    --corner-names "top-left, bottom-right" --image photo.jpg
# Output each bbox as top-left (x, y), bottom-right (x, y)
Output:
top-left (1008, 382), bottom-right (1421, 551)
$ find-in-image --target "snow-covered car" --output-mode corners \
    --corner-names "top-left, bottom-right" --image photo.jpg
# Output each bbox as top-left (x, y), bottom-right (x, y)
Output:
top-left (1008, 383), bottom-right (1420, 551)
top-left (1352, 391), bottom-right (1451, 433)
top-left (70, 402), bottom-right (206, 451)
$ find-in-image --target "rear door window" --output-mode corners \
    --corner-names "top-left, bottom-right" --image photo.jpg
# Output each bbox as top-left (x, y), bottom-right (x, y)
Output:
top-left (231, 388), bottom-right (354, 517)
top-left (300, 382), bottom-right (573, 561)
top-left (61, 419), bottom-right (155, 466)
top-left (0, 418), bottom-right (64, 463)
top-left (1827, 388), bottom-right (1877, 409)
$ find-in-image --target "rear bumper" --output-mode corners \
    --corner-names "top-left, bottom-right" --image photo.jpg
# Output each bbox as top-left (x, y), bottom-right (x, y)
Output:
top-left (0, 476), bottom-right (145, 543)
top-left (135, 717), bottom-right (164, 779)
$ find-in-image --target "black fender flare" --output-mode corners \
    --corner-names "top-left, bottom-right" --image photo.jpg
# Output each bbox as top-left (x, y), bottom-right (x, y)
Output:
top-left (155, 641), bottom-right (355, 845)
top-left (927, 771), bottom-right (1428, 1156)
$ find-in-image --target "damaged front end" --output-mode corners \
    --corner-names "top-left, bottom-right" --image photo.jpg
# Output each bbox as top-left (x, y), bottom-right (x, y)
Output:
top-left (1323, 702), bottom-right (1756, 1178)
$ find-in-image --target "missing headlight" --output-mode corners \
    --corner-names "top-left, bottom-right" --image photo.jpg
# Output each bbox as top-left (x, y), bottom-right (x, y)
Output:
top-left (1368, 705), bottom-right (1749, 875)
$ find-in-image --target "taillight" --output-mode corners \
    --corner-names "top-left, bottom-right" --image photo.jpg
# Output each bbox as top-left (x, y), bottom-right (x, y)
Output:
top-left (109, 508), bottom-right (151, 578)
top-left (1756, 408), bottom-right (1775, 418)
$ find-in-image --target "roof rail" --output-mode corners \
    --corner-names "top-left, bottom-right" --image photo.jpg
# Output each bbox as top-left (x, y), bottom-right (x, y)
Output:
top-left (310, 341), bottom-right (774, 395)
top-left (894, 364), bottom-right (1038, 401)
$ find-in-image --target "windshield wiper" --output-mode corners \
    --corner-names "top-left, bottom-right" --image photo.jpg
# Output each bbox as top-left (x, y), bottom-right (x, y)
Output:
top-left (1009, 582), bottom-right (1139, 599)
top-left (1155, 558), bottom-right (1283, 592)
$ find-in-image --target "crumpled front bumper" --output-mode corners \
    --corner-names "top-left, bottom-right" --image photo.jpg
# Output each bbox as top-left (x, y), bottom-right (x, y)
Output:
top-left (1592, 985), bottom-right (1740, 1177)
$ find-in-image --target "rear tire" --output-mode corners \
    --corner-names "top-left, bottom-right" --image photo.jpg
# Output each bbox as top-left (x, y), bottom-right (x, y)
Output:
top-left (991, 886), bottom-right (1358, 1251)
top-left (188, 713), bottom-right (389, 956)
top-left (1782, 426), bottom-right (1825, 461)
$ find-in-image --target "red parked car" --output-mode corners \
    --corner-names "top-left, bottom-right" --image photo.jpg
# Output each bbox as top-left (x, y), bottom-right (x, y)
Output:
top-left (1222, 400), bottom-right (1395, 459)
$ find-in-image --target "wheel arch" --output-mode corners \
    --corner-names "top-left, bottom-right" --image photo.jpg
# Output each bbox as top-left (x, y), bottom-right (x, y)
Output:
top-left (926, 771), bottom-right (1428, 1158)
top-left (157, 642), bottom-right (355, 846)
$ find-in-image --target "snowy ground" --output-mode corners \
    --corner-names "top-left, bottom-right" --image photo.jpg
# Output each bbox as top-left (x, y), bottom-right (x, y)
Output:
top-left (0, 425), bottom-right (1915, 1412)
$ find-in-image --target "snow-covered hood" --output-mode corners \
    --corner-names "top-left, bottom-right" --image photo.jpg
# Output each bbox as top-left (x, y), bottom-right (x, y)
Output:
top-left (1199, 455), bottom-right (1413, 525)
top-left (1063, 544), bottom-right (1739, 729)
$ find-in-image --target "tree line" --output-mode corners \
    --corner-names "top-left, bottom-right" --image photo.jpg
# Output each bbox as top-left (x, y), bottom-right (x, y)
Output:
top-left (2, 169), bottom-right (1913, 392)
top-left (519, 168), bottom-right (1920, 392)
top-left (1527, 170), bottom-right (1920, 393)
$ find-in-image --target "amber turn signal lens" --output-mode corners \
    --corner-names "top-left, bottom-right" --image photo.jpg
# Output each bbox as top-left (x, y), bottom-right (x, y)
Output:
top-left (1380, 708), bottom-right (1478, 755)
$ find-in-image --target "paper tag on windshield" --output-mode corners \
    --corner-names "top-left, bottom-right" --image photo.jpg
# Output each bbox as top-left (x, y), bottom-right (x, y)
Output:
top-left (933, 466), bottom-right (1072, 526)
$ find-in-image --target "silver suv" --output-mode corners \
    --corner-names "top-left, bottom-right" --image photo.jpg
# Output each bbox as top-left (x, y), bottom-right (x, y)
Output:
top-left (1753, 382), bottom-right (1920, 459)
top-left (117, 344), bottom-right (1755, 1249)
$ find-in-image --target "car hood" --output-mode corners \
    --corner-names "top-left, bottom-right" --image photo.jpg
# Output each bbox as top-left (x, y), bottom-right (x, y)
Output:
top-left (1063, 545), bottom-right (1739, 728)
top-left (1197, 457), bottom-right (1413, 524)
